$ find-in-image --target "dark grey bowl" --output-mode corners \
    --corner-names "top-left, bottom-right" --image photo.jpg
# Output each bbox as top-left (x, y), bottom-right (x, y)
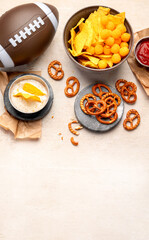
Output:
top-left (134, 36), bottom-right (149, 68)
top-left (63, 6), bottom-right (134, 74)
top-left (4, 73), bottom-right (54, 121)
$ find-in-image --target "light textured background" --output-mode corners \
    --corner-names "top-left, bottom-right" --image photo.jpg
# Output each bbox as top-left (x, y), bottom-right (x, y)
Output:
top-left (0, 0), bottom-right (149, 239)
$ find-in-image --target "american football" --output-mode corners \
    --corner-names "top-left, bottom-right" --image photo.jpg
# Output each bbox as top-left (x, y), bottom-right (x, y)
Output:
top-left (0, 2), bottom-right (59, 71)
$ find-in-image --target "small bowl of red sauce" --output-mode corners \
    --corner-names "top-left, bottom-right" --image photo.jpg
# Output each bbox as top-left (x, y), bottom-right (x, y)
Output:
top-left (135, 36), bottom-right (149, 67)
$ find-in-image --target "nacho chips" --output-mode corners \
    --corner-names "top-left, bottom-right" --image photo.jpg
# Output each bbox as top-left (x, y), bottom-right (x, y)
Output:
top-left (23, 83), bottom-right (46, 96)
top-left (68, 7), bottom-right (130, 69)
top-left (13, 93), bottom-right (41, 102)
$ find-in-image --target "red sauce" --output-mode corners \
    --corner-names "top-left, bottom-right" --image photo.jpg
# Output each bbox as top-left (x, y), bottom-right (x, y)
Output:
top-left (136, 39), bottom-right (149, 66)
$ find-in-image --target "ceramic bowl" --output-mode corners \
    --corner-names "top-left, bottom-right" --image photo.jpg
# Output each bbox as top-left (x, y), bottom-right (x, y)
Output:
top-left (4, 73), bottom-right (54, 121)
top-left (63, 6), bottom-right (134, 74)
top-left (8, 73), bottom-right (50, 114)
top-left (134, 36), bottom-right (149, 68)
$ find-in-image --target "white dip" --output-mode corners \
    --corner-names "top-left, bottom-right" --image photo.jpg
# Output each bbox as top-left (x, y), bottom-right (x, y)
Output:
top-left (10, 79), bottom-right (48, 113)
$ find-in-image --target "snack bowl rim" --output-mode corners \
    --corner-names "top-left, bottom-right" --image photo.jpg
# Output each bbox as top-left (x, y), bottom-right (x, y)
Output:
top-left (63, 5), bottom-right (134, 73)
top-left (8, 73), bottom-right (50, 115)
top-left (134, 36), bottom-right (149, 68)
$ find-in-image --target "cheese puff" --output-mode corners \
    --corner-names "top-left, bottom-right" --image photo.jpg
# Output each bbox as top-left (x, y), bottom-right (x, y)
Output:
top-left (112, 29), bottom-right (121, 39)
top-left (112, 53), bottom-right (121, 64)
top-left (121, 33), bottom-right (131, 42)
top-left (119, 47), bottom-right (129, 57)
top-left (116, 23), bottom-right (126, 34)
top-left (111, 44), bottom-right (120, 54)
top-left (94, 44), bottom-right (104, 54)
top-left (106, 21), bottom-right (115, 31)
top-left (114, 38), bottom-right (121, 45)
top-left (103, 45), bottom-right (111, 55)
top-left (120, 42), bottom-right (128, 48)
top-left (98, 60), bottom-right (107, 69)
top-left (101, 29), bottom-right (111, 39)
top-left (105, 37), bottom-right (115, 46)
top-left (86, 46), bottom-right (95, 55)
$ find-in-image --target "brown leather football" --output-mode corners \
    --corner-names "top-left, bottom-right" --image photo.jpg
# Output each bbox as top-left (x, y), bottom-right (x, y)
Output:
top-left (0, 2), bottom-right (59, 71)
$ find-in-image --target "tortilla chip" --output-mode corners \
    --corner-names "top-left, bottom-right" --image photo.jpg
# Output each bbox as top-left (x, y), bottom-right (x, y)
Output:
top-left (82, 54), bottom-right (99, 65)
top-left (69, 28), bottom-right (77, 55)
top-left (73, 18), bottom-right (85, 30)
top-left (68, 18), bottom-right (85, 55)
top-left (108, 12), bottom-right (125, 25)
top-left (74, 31), bottom-right (88, 54)
top-left (13, 93), bottom-right (41, 102)
top-left (79, 22), bottom-right (85, 31)
top-left (68, 49), bottom-right (92, 57)
top-left (83, 19), bottom-right (94, 49)
top-left (106, 58), bottom-right (113, 67)
top-left (23, 83), bottom-right (45, 96)
top-left (78, 58), bottom-right (98, 68)
top-left (84, 62), bottom-right (99, 68)
top-left (98, 54), bottom-right (112, 58)
top-left (97, 7), bottom-right (110, 16)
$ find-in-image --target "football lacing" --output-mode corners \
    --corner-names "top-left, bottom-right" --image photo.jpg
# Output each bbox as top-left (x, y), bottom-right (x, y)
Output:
top-left (9, 16), bottom-right (45, 47)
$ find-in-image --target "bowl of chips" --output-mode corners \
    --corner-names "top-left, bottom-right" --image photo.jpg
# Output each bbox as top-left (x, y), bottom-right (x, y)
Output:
top-left (63, 6), bottom-right (133, 73)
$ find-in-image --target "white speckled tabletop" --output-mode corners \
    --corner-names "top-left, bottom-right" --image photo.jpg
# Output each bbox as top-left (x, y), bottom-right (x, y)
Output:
top-left (0, 0), bottom-right (149, 239)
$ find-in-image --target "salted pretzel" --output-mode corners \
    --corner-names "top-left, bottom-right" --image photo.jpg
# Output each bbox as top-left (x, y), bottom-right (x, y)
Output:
top-left (121, 82), bottom-right (137, 104)
top-left (70, 137), bottom-right (78, 146)
top-left (68, 120), bottom-right (82, 135)
top-left (115, 79), bottom-right (127, 93)
top-left (96, 112), bottom-right (118, 124)
top-left (75, 126), bottom-right (83, 130)
top-left (123, 109), bottom-right (140, 130)
top-left (48, 60), bottom-right (64, 80)
top-left (92, 83), bottom-right (112, 98)
top-left (64, 76), bottom-right (80, 97)
top-left (102, 92), bottom-right (121, 106)
top-left (80, 94), bottom-right (96, 114)
top-left (100, 97), bottom-right (117, 118)
top-left (85, 99), bottom-right (107, 116)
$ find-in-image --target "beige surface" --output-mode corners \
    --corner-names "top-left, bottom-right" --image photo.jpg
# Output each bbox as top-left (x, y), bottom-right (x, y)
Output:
top-left (0, 0), bottom-right (149, 239)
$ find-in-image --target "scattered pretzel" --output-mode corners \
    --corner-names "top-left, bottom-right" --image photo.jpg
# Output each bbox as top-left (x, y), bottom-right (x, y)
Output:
top-left (64, 76), bottom-right (80, 97)
top-left (85, 99), bottom-right (107, 116)
top-left (75, 126), bottom-right (83, 130)
top-left (115, 79), bottom-right (127, 93)
top-left (48, 60), bottom-right (64, 80)
top-left (70, 137), bottom-right (78, 146)
top-left (102, 92), bottom-right (121, 106)
top-left (80, 94), bottom-right (96, 114)
top-left (121, 82), bottom-right (137, 104)
top-left (68, 120), bottom-right (82, 135)
top-left (96, 112), bottom-right (118, 124)
top-left (123, 109), bottom-right (140, 130)
top-left (92, 83), bottom-right (112, 98)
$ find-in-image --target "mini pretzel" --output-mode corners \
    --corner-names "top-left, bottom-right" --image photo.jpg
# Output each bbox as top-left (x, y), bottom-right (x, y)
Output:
top-left (68, 120), bottom-right (82, 135)
top-left (102, 92), bottom-right (121, 106)
top-left (75, 126), bottom-right (83, 130)
top-left (123, 109), bottom-right (140, 130)
top-left (48, 60), bottom-right (64, 80)
top-left (115, 79), bottom-right (127, 93)
top-left (121, 82), bottom-right (137, 104)
top-left (80, 94), bottom-right (96, 114)
top-left (96, 112), bottom-right (118, 124)
top-left (64, 76), bottom-right (80, 97)
top-left (92, 83), bottom-right (112, 98)
top-left (70, 137), bottom-right (78, 146)
top-left (85, 99), bottom-right (107, 115)
top-left (100, 97), bottom-right (117, 118)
